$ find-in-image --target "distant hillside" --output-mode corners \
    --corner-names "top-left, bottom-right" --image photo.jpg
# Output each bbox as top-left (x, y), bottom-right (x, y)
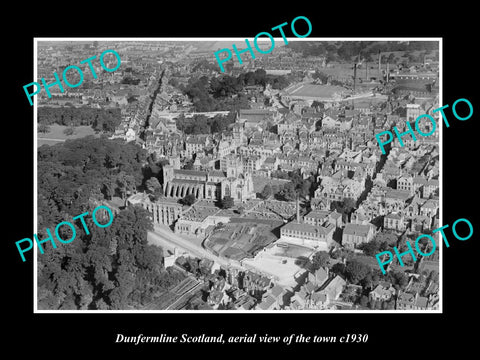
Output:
top-left (288, 41), bottom-right (439, 62)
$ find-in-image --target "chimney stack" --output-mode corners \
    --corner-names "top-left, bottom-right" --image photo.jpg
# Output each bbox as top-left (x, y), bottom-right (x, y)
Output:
top-left (296, 196), bottom-right (300, 223)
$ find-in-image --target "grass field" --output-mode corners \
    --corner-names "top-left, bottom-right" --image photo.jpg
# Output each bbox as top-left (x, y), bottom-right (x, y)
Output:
top-left (288, 83), bottom-right (345, 97)
top-left (37, 124), bottom-right (97, 147)
top-left (252, 176), bottom-right (290, 193)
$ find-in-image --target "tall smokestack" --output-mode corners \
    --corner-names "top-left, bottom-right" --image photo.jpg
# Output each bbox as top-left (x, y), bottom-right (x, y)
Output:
top-left (296, 196), bottom-right (300, 223)
top-left (386, 62), bottom-right (389, 82)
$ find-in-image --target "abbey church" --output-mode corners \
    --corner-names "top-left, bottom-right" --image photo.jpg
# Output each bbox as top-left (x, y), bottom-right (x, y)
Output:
top-left (162, 157), bottom-right (255, 203)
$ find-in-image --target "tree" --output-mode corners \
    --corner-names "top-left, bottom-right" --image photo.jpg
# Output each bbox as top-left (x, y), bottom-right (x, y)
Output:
top-left (116, 172), bottom-right (136, 200)
top-left (63, 126), bottom-right (75, 136)
top-left (331, 262), bottom-right (346, 276)
top-left (38, 106), bottom-right (122, 132)
top-left (294, 256), bottom-right (311, 269)
top-left (220, 196), bottom-right (234, 209)
top-left (181, 193), bottom-right (196, 206)
top-left (330, 198), bottom-right (356, 222)
top-left (38, 123), bottom-right (50, 133)
top-left (146, 176), bottom-right (161, 193)
top-left (361, 272), bottom-right (376, 290)
top-left (279, 182), bottom-right (297, 201)
top-left (168, 78), bottom-right (179, 88)
top-left (311, 251), bottom-right (330, 270)
top-left (145, 176), bottom-right (163, 200)
top-left (359, 295), bottom-right (369, 307)
top-left (387, 271), bottom-right (409, 290)
top-left (387, 53), bottom-right (396, 64)
top-left (345, 259), bottom-right (371, 284)
top-left (312, 71), bottom-right (329, 84)
top-left (311, 100), bottom-right (325, 110)
top-left (260, 184), bottom-right (272, 199)
top-left (357, 239), bottom-right (389, 257)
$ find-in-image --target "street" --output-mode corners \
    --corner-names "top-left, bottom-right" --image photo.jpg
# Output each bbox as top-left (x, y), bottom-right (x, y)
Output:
top-left (147, 224), bottom-right (242, 270)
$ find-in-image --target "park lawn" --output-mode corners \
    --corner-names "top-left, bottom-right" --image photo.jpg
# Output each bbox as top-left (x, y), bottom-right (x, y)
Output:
top-left (38, 124), bottom-right (97, 140)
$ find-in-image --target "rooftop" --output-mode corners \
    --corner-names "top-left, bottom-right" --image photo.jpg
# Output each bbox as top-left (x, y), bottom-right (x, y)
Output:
top-left (282, 221), bottom-right (334, 236)
top-left (304, 210), bottom-right (331, 220)
top-left (343, 223), bottom-right (372, 237)
top-left (386, 189), bottom-right (411, 201)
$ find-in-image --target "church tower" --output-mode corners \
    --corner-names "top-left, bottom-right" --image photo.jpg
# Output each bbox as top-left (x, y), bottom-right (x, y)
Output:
top-left (232, 123), bottom-right (245, 146)
top-left (226, 155), bottom-right (243, 178)
top-left (162, 164), bottom-right (174, 191)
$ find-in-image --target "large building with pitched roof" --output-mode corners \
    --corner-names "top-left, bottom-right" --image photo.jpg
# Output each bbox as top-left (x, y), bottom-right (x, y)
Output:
top-left (342, 223), bottom-right (376, 249)
top-left (162, 163), bottom-right (254, 203)
top-left (280, 220), bottom-right (335, 250)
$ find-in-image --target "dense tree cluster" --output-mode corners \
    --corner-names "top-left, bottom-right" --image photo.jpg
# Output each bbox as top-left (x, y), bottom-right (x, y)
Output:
top-left (38, 205), bottom-right (185, 310)
top-left (38, 137), bottom-right (146, 225)
top-left (289, 41), bottom-right (438, 62)
top-left (182, 75), bottom-right (249, 112)
top-left (37, 137), bottom-right (185, 309)
top-left (176, 256), bottom-right (212, 279)
top-left (38, 106), bottom-right (122, 132)
top-left (344, 259), bottom-right (372, 284)
top-left (270, 170), bottom-right (316, 201)
top-left (330, 198), bottom-right (356, 222)
top-left (143, 152), bottom-right (166, 184)
top-left (357, 238), bottom-right (389, 257)
top-left (37, 136), bottom-right (146, 225)
top-left (175, 112), bottom-right (236, 135)
top-left (335, 258), bottom-right (409, 293)
top-left (296, 251), bottom-right (331, 272)
top-left (181, 69), bottom-right (291, 112)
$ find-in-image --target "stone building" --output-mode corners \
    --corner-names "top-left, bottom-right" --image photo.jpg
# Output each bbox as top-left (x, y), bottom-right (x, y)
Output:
top-left (162, 162), bottom-right (255, 203)
top-left (126, 193), bottom-right (183, 226)
top-left (342, 223), bottom-right (376, 249)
